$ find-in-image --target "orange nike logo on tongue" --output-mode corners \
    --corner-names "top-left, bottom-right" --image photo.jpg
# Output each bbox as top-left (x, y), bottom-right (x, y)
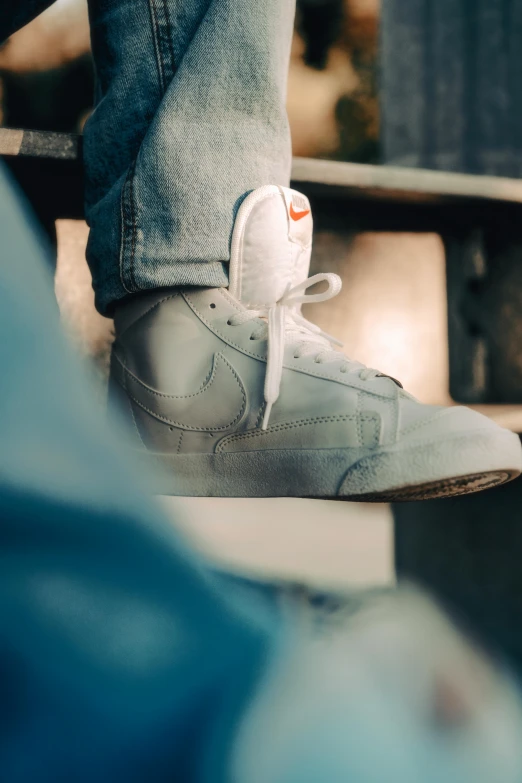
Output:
top-left (289, 203), bottom-right (311, 221)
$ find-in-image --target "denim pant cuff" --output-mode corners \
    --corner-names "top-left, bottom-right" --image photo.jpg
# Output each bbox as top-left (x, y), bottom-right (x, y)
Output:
top-left (94, 261), bottom-right (230, 316)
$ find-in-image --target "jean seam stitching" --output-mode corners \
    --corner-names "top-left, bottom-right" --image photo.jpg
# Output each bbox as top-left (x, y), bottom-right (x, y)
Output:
top-left (129, 161), bottom-right (138, 291)
top-left (159, 0), bottom-right (176, 84)
top-left (149, 0), bottom-right (176, 92)
top-left (120, 0), bottom-right (175, 295)
top-left (120, 159), bottom-right (139, 293)
top-left (148, 0), bottom-right (167, 94)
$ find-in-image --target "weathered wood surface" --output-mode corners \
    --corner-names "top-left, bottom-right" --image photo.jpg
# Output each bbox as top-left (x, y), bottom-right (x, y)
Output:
top-left (0, 128), bottom-right (81, 161)
top-left (292, 157), bottom-right (522, 205)
top-left (4, 128), bottom-right (522, 206)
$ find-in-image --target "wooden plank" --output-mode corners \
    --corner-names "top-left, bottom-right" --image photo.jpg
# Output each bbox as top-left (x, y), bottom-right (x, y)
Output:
top-left (0, 128), bottom-right (81, 161)
top-left (3, 128), bottom-right (522, 206)
top-left (292, 157), bottom-right (522, 205)
top-left (0, 129), bottom-right (23, 156)
top-left (4, 128), bottom-right (522, 207)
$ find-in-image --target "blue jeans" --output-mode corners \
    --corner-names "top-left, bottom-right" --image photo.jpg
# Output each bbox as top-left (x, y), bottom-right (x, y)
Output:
top-left (1, 0), bottom-right (295, 314)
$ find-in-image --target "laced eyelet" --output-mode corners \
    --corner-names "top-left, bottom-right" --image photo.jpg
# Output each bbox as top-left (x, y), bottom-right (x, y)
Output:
top-left (340, 367), bottom-right (347, 374)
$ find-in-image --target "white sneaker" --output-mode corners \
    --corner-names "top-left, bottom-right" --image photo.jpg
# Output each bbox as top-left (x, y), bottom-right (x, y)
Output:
top-left (109, 185), bottom-right (522, 499)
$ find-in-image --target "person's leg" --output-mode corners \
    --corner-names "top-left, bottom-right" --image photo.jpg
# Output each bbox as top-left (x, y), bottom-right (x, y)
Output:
top-left (88, 0), bottom-right (521, 499)
top-left (84, 0), bottom-right (295, 314)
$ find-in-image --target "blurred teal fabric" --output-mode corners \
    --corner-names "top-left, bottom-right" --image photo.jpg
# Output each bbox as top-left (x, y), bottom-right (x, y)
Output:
top-left (0, 164), bottom-right (271, 782)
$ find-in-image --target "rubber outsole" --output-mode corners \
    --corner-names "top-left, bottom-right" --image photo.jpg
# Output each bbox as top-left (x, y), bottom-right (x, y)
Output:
top-left (338, 470), bottom-right (514, 503)
top-left (139, 428), bottom-right (522, 501)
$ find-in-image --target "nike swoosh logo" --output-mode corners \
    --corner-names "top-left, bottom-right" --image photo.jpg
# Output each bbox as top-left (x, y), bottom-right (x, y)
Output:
top-left (115, 352), bottom-right (247, 431)
top-left (289, 203), bottom-right (311, 221)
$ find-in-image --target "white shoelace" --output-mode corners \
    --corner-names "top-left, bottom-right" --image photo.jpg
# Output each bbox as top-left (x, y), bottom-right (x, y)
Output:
top-left (227, 273), bottom-right (383, 429)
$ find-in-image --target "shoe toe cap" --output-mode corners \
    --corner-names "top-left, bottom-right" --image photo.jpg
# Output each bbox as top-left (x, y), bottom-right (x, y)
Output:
top-left (398, 401), bottom-right (505, 443)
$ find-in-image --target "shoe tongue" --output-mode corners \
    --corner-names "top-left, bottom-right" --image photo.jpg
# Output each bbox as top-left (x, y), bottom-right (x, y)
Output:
top-left (228, 185), bottom-right (313, 306)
